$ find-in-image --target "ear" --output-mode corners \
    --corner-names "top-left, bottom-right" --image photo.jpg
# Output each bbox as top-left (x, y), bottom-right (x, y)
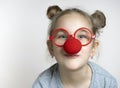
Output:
top-left (47, 40), bottom-right (54, 57)
top-left (90, 40), bottom-right (99, 58)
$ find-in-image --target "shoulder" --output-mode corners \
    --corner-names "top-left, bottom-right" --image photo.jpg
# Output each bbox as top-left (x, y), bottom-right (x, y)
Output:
top-left (88, 61), bottom-right (118, 88)
top-left (88, 61), bottom-right (115, 79)
top-left (38, 64), bottom-right (57, 81)
top-left (32, 64), bottom-right (58, 88)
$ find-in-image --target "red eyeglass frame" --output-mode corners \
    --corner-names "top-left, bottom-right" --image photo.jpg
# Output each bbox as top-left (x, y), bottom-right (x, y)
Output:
top-left (49, 27), bottom-right (96, 47)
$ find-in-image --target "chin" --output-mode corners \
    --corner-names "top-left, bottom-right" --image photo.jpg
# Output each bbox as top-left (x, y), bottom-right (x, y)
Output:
top-left (63, 61), bottom-right (85, 71)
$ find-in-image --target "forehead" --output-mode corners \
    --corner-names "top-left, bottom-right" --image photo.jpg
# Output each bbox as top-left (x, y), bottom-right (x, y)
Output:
top-left (55, 12), bottom-right (92, 33)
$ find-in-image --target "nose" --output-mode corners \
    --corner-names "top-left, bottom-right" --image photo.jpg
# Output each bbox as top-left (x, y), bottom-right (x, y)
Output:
top-left (63, 37), bottom-right (82, 54)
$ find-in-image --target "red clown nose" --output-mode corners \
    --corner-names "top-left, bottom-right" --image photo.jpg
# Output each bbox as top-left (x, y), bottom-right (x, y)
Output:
top-left (63, 37), bottom-right (82, 54)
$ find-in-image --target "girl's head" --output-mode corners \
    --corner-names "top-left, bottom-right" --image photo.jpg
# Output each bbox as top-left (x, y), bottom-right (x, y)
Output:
top-left (46, 5), bottom-right (106, 70)
top-left (47, 5), bottom-right (106, 36)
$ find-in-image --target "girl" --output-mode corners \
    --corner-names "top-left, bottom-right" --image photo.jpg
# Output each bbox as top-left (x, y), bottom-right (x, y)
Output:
top-left (33, 5), bottom-right (118, 88)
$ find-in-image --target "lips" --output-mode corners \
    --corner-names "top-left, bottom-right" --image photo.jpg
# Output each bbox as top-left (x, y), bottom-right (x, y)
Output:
top-left (64, 54), bottom-right (80, 58)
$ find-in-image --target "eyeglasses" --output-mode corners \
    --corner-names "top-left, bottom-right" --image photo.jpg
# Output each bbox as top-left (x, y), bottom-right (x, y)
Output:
top-left (49, 27), bottom-right (96, 47)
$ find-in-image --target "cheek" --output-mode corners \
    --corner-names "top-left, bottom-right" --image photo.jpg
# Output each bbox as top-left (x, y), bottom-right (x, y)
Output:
top-left (53, 45), bottom-right (63, 55)
top-left (53, 45), bottom-right (60, 51)
top-left (52, 45), bottom-right (65, 62)
top-left (80, 43), bottom-right (93, 56)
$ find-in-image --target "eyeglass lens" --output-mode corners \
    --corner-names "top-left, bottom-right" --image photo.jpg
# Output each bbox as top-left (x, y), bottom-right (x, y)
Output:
top-left (52, 29), bottom-right (92, 46)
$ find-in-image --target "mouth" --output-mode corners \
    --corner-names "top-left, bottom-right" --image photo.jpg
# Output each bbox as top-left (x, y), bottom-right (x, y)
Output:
top-left (64, 54), bottom-right (80, 58)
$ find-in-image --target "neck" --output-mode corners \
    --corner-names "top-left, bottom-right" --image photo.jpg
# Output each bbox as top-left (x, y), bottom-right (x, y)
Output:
top-left (58, 64), bottom-right (92, 87)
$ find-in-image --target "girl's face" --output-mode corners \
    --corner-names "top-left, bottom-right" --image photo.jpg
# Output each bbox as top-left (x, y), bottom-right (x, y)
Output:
top-left (47, 12), bottom-right (98, 70)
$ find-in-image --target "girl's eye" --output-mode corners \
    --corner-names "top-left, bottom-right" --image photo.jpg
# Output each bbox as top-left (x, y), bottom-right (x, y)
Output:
top-left (57, 35), bottom-right (67, 39)
top-left (79, 35), bottom-right (87, 39)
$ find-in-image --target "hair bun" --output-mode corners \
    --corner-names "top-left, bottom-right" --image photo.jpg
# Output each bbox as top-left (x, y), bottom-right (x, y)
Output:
top-left (91, 10), bottom-right (106, 30)
top-left (47, 5), bottom-right (62, 20)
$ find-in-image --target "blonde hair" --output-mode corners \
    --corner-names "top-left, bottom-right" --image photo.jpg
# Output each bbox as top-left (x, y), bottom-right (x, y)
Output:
top-left (47, 5), bottom-right (106, 36)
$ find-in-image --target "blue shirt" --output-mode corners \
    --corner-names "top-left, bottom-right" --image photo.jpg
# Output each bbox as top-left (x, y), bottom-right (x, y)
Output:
top-left (32, 62), bottom-right (118, 88)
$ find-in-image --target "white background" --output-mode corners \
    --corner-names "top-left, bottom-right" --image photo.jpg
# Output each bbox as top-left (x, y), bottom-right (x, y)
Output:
top-left (0, 0), bottom-right (120, 88)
